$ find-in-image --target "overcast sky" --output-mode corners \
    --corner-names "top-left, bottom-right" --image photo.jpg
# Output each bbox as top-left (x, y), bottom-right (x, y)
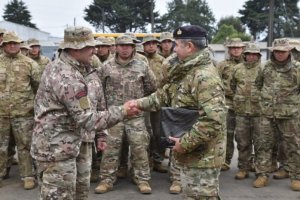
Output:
top-left (0, 0), bottom-right (246, 37)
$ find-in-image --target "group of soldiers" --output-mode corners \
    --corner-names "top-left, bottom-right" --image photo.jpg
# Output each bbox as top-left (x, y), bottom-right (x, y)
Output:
top-left (1, 23), bottom-right (300, 200)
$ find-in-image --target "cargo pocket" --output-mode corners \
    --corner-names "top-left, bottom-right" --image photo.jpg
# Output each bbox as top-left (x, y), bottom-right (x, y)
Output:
top-left (233, 95), bottom-right (246, 114)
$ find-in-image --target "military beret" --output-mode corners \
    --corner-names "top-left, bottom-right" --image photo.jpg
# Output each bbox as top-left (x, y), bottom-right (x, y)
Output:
top-left (173, 25), bottom-right (207, 40)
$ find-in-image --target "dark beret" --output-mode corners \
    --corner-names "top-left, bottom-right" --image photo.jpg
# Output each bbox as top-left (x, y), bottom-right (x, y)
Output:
top-left (173, 25), bottom-right (207, 39)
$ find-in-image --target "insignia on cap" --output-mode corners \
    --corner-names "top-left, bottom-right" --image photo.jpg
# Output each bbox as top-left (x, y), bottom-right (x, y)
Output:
top-left (177, 29), bottom-right (182, 35)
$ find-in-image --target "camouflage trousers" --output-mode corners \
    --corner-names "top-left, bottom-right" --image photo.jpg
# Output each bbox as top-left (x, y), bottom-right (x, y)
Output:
top-left (100, 117), bottom-right (150, 184)
top-left (36, 158), bottom-right (77, 200)
top-left (181, 167), bottom-right (221, 200)
top-left (255, 117), bottom-right (300, 180)
top-left (169, 151), bottom-right (181, 182)
top-left (0, 116), bottom-right (34, 179)
top-left (76, 142), bottom-right (92, 200)
top-left (225, 109), bottom-right (236, 165)
top-left (235, 116), bottom-right (260, 170)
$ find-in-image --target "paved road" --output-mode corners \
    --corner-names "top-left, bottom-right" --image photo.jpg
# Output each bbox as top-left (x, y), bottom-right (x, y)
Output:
top-left (1, 151), bottom-right (299, 200)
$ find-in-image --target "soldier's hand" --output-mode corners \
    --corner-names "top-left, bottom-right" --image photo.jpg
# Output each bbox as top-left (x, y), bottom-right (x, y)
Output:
top-left (124, 100), bottom-right (140, 116)
top-left (169, 136), bottom-right (185, 154)
top-left (97, 137), bottom-right (107, 151)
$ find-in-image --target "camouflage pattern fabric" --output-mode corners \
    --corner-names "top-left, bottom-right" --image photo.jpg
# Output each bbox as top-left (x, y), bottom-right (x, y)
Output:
top-left (146, 52), bottom-right (165, 88)
top-left (230, 58), bottom-right (262, 170)
top-left (28, 54), bottom-right (50, 79)
top-left (181, 167), bottom-right (221, 200)
top-left (98, 52), bottom-right (156, 184)
top-left (255, 55), bottom-right (300, 180)
top-left (90, 54), bottom-right (103, 69)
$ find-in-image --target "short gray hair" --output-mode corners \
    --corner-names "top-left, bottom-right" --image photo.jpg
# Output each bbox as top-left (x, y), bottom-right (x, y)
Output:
top-left (179, 38), bottom-right (207, 50)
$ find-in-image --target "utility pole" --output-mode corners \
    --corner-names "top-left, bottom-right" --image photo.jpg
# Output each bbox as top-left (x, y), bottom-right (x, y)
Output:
top-left (150, 0), bottom-right (154, 33)
top-left (73, 18), bottom-right (76, 26)
top-left (267, 0), bottom-right (275, 59)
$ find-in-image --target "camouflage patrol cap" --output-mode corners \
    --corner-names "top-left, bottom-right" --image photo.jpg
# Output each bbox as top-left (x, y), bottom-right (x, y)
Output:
top-left (115, 35), bottom-right (135, 45)
top-left (226, 38), bottom-right (246, 47)
top-left (244, 42), bottom-right (262, 55)
top-left (27, 38), bottom-right (40, 47)
top-left (1, 31), bottom-right (23, 45)
top-left (95, 37), bottom-right (111, 46)
top-left (269, 38), bottom-right (293, 52)
top-left (0, 28), bottom-right (6, 34)
top-left (288, 39), bottom-right (300, 51)
top-left (160, 32), bottom-right (174, 42)
top-left (59, 26), bottom-right (96, 50)
top-left (142, 34), bottom-right (160, 45)
top-left (123, 33), bottom-right (141, 43)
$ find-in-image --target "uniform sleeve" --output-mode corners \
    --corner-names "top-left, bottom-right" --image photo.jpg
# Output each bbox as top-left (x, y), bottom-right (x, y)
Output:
top-left (179, 71), bottom-right (227, 153)
top-left (30, 60), bottom-right (41, 94)
top-left (143, 63), bottom-right (157, 96)
top-left (255, 63), bottom-right (265, 91)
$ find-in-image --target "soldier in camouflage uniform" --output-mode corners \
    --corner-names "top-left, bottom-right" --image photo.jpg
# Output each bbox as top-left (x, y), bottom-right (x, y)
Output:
top-left (27, 38), bottom-right (50, 78)
top-left (30, 26), bottom-right (139, 200)
top-left (230, 42), bottom-right (262, 180)
top-left (217, 38), bottom-right (246, 171)
top-left (95, 35), bottom-right (156, 194)
top-left (132, 25), bottom-right (227, 200)
top-left (107, 36), bottom-right (116, 55)
top-left (0, 28), bottom-right (6, 55)
top-left (95, 37), bottom-right (113, 64)
top-left (20, 41), bottom-right (31, 56)
top-left (253, 38), bottom-right (300, 191)
top-left (0, 32), bottom-right (40, 189)
top-left (289, 39), bottom-right (300, 61)
top-left (159, 32), bottom-right (174, 58)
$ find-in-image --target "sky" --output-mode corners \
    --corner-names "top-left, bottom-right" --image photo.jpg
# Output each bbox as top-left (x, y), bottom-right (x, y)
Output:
top-left (0, 0), bottom-right (246, 37)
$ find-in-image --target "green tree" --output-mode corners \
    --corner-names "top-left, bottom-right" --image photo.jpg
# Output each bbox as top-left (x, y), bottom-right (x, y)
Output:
top-left (156, 0), bottom-right (216, 40)
top-left (2, 0), bottom-right (37, 29)
top-left (212, 24), bottom-right (251, 44)
top-left (217, 16), bottom-right (245, 33)
top-left (239, 0), bottom-right (300, 40)
top-left (84, 0), bottom-right (160, 33)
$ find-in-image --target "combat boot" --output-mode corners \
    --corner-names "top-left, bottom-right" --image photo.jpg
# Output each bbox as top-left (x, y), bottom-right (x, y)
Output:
top-left (90, 169), bottom-right (99, 183)
top-left (153, 162), bottom-right (168, 173)
top-left (221, 163), bottom-right (230, 171)
top-left (138, 181), bottom-right (152, 194)
top-left (117, 166), bottom-right (128, 178)
top-left (291, 180), bottom-right (300, 191)
top-left (169, 181), bottom-right (181, 194)
top-left (23, 177), bottom-right (35, 190)
top-left (253, 176), bottom-right (268, 188)
top-left (94, 182), bottom-right (113, 194)
top-left (235, 170), bottom-right (249, 180)
top-left (273, 168), bottom-right (289, 179)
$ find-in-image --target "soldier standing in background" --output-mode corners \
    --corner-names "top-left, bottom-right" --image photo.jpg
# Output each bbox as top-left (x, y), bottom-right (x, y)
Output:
top-left (107, 36), bottom-right (116, 55)
top-left (27, 38), bottom-right (50, 78)
top-left (230, 42), bottom-right (262, 180)
top-left (0, 28), bottom-right (6, 54)
top-left (95, 35), bottom-right (156, 194)
top-left (30, 26), bottom-right (139, 199)
top-left (0, 32), bottom-right (40, 189)
top-left (253, 38), bottom-right (300, 191)
top-left (131, 25), bottom-right (227, 200)
top-left (95, 37), bottom-right (113, 63)
top-left (217, 38), bottom-right (245, 171)
top-left (159, 32), bottom-right (174, 58)
top-left (20, 42), bottom-right (31, 56)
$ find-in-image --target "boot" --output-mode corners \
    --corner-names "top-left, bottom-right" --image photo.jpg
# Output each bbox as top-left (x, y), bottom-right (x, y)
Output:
top-left (235, 170), bottom-right (249, 180)
top-left (221, 163), bottom-right (230, 171)
top-left (94, 182), bottom-right (113, 194)
top-left (90, 169), bottom-right (99, 183)
top-left (23, 177), bottom-right (35, 190)
top-left (273, 168), bottom-right (289, 179)
top-left (169, 181), bottom-right (181, 194)
top-left (253, 176), bottom-right (268, 188)
top-left (291, 180), bottom-right (300, 191)
top-left (153, 162), bottom-right (168, 173)
top-left (137, 181), bottom-right (152, 194)
top-left (117, 166), bottom-right (128, 178)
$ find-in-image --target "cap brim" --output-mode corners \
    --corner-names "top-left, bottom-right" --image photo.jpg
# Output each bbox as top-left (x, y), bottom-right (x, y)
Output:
top-left (59, 39), bottom-right (96, 50)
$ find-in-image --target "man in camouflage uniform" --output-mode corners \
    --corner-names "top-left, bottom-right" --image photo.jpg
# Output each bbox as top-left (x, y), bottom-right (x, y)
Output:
top-left (230, 42), bottom-right (262, 180)
top-left (0, 32), bottom-right (40, 189)
top-left (107, 36), bottom-right (116, 55)
top-left (95, 35), bottom-right (156, 194)
top-left (27, 38), bottom-right (50, 78)
top-left (0, 28), bottom-right (6, 54)
top-left (132, 25), bottom-right (227, 200)
top-left (289, 39), bottom-right (300, 61)
top-left (253, 38), bottom-right (300, 191)
top-left (95, 37), bottom-right (113, 64)
top-left (217, 38), bottom-right (245, 171)
top-left (20, 41), bottom-right (31, 56)
top-left (30, 26), bottom-right (139, 199)
top-left (159, 32), bottom-right (174, 58)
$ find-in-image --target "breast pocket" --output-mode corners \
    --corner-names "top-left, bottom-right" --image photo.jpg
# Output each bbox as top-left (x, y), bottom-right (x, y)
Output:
top-left (0, 69), bottom-right (7, 91)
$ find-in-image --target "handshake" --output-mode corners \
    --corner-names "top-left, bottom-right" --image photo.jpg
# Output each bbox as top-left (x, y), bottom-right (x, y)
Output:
top-left (123, 100), bottom-right (141, 116)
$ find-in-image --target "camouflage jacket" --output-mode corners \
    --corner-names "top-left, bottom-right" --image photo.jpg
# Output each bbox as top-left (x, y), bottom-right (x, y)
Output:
top-left (0, 51), bottom-right (40, 117)
top-left (98, 53), bottom-right (156, 118)
top-left (147, 53), bottom-right (165, 85)
top-left (137, 49), bottom-right (227, 168)
top-left (97, 52), bottom-right (113, 64)
top-left (91, 54), bottom-right (103, 69)
top-left (231, 60), bottom-right (262, 116)
top-left (28, 54), bottom-right (50, 79)
top-left (31, 51), bottom-right (125, 162)
top-left (217, 56), bottom-right (243, 109)
top-left (256, 56), bottom-right (300, 119)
